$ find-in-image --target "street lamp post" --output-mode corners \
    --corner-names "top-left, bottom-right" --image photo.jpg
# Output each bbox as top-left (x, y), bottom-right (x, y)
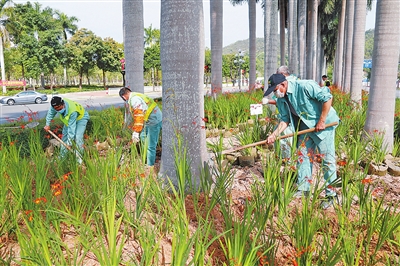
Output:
top-left (234, 50), bottom-right (245, 90)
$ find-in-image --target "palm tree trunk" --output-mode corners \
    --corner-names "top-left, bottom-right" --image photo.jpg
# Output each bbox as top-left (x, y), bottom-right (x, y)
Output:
top-left (298, 1), bottom-right (306, 79)
top-left (248, 0), bottom-right (256, 90)
top-left (264, 0), bottom-right (278, 77)
top-left (343, 0), bottom-right (355, 93)
top-left (349, 0), bottom-right (367, 107)
top-left (210, 0), bottom-right (223, 98)
top-left (333, 0), bottom-right (346, 88)
top-left (279, 0), bottom-right (286, 66)
top-left (364, 0), bottom-right (400, 153)
top-left (160, 0), bottom-right (208, 189)
top-left (288, 0), bottom-right (298, 75)
top-left (123, 0), bottom-right (144, 93)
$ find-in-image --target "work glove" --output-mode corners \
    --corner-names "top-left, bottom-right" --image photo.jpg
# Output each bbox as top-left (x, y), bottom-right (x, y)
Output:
top-left (262, 97), bottom-right (269, 105)
top-left (132, 132), bottom-right (140, 143)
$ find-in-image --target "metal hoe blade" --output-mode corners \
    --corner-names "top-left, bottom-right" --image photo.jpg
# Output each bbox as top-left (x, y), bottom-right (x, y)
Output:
top-left (2, 121), bottom-right (40, 129)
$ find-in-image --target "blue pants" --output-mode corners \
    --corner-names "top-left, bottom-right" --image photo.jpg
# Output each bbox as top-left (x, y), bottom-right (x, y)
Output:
top-left (296, 130), bottom-right (337, 197)
top-left (61, 114), bottom-right (89, 158)
top-left (140, 121), bottom-right (162, 166)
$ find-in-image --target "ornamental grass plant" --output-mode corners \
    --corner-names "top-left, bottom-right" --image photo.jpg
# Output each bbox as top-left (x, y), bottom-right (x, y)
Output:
top-left (0, 88), bottom-right (400, 265)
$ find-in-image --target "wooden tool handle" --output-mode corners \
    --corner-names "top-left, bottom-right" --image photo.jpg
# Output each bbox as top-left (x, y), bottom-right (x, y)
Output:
top-left (221, 121), bottom-right (338, 155)
top-left (276, 121), bottom-right (339, 140)
top-left (47, 130), bottom-right (72, 151)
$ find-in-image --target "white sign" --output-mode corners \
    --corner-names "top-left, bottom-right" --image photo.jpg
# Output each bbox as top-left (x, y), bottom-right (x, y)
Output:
top-left (250, 104), bottom-right (263, 115)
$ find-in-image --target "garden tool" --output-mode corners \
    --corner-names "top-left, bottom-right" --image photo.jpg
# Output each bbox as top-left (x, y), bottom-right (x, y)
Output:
top-left (221, 121), bottom-right (339, 155)
top-left (47, 129), bottom-right (83, 163)
top-left (2, 121), bottom-right (39, 129)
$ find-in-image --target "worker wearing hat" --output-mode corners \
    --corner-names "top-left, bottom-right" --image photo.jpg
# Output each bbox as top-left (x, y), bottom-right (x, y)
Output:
top-left (265, 73), bottom-right (340, 209)
top-left (119, 87), bottom-right (162, 166)
top-left (44, 96), bottom-right (90, 162)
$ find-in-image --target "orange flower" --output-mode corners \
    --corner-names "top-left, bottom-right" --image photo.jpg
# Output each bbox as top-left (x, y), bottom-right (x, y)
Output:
top-left (337, 159), bottom-right (347, 166)
top-left (362, 178), bottom-right (372, 184)
top-left (53, 190), bottom-right (62, 196)
top-left (34, 198), bottom-right (41, 204)
top-left (112, 176), bottom-right (117, 181)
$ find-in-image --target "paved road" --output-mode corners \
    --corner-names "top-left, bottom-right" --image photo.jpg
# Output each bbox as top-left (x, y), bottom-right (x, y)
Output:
top-left (0, 86), bottom-right (245, 125)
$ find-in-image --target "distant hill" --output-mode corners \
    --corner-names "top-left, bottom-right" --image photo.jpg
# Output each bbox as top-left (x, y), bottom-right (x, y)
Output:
top-left (222, 38), bottom-right (264, 55)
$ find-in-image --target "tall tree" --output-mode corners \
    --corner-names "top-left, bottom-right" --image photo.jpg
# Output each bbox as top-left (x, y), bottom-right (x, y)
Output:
top-left (263, 0), bottom-right (278, 77)
top-left (96, 37), bottom-right (124, 89)
top-left (342, 0), bottom-right (355, 92)
top-left (210, 0), bottom-right (223, 98)
top-left (144, 25), bottom-right (160, 90)
top-left (55, 11), bottom-right (78, 86)
top-left (263, 0), bottom-right (278, 111)
top-left (287, 0), bottom-right (299, 75)
top-left (160, 0), bottom-right (208, 189)
top-left (123, 0), bottom-right (144, 93)
top-left (298, 0), bottom-right (307, 78)
top-left (333, 0), bottom-right (346, 87)
top-left (349, 0), bottom-right (367, 107)
top-left (230, 0), bottom-right (257, 91)
top-left (66, 28), bottom-right (102, 89)
top-left (364, 0), bottom-right (400, 153)
top-left (278, 0), bottom-right (286, 66)
top-left (248, 0), bottom-right (256, 90)
top-left (0, 0), bottom-right (10, 94)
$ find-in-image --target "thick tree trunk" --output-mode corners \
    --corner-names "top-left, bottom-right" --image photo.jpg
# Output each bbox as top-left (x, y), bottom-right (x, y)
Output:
top-left (349, 0), bottom-right (367, 107)
top-left (333, 0), bottom-right (346, 88)
top-left (298, 0), bottom-right (307, 79)
top-left (123, 0), bottom-right (144, 93)
top-left (248, 0), bottom-right (256, 91)
top-left (343, 0), bottom-right (355, 93)
top-left (279, 0), bottom-right (286, 66)
top-left (288, 0), bottom-right (299, 75)
top-left (210, 0), bottom-right (223, 98)
top-left (364, 0), bottom-right (400, 153)
top-left (160, 0), bottom-right (208, 190)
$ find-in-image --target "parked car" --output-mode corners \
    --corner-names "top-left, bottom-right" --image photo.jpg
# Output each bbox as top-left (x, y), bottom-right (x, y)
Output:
top-left (0, 91), bottom-right (48, 106)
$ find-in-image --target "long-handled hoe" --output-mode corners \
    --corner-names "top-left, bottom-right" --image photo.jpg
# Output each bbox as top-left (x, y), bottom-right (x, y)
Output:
top-left (221, 121), bottom-right (338, 155)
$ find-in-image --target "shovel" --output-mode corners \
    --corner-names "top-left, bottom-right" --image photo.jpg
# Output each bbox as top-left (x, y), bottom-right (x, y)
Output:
top-left (2, 121), bottom-right (39, 129)
top-left (47, 129), bottom-right (83, 162)
top-left (221, 121), bottom-right (338, 155)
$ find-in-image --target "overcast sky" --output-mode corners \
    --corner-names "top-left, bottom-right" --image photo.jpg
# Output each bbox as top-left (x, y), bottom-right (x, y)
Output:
top-left (14, 0), bottom-right (377, 47)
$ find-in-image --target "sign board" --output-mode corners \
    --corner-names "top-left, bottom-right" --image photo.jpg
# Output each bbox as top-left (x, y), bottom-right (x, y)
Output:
top-left (363, 59), bottom-right (372, 69)
top-left (250, 104), bottom-right (263, 115)
top-left (0, 80), bottom-right (26, 86)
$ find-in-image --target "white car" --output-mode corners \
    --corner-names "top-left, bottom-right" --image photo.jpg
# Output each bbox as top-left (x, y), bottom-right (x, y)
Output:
top-left (0, 91), bottom-right (48, 106)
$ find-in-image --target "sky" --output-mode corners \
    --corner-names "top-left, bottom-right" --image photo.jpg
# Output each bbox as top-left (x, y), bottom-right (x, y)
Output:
top-left (14, 0), bottom-right (377, 48)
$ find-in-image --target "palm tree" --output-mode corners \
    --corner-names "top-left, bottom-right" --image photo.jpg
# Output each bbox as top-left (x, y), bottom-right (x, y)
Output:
top-left (298, 1), bottom-right (307, 78)
top-left (364, 0), bottom-right (400, 153)
top-left (342, 0), bottom-right (355, 92)
top-left (123, 0), bottom-right (144, 93)
top-left (278, 0), bottom-right (285, 66)
top-left (287, 0), bottom-right (298, 75)
top-left (210, 0), bottom-right (223, 98)
top-left (230, 0), bottom-right (257, 91)
top-left (349, 0), bottom-right (367, 107)
top-left (333, 0), bottom-right (346, 87)
top-left (160, 0), bottom-right (208, 189)
top-left (144, 25), bottom-right (160, 90)
top-left (248, 0), bottom-right (256, 90)
top-left (55, 11), bottom-right (78, 86)
top-left (263, 0), bottom-right (278, 77)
